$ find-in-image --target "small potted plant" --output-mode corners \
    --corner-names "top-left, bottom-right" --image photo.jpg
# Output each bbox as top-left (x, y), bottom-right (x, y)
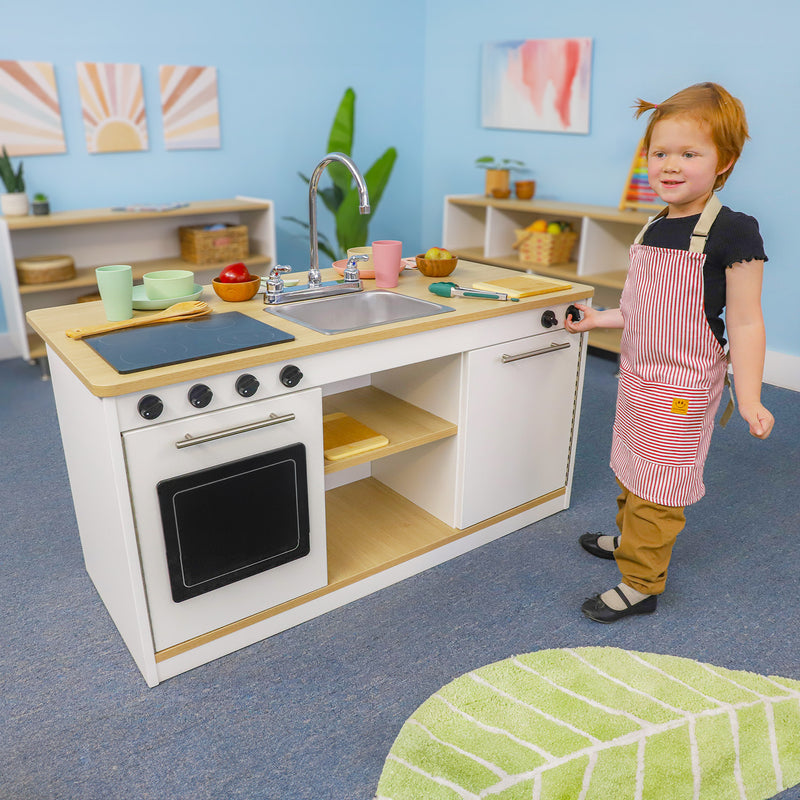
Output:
top-left (0, 146), bottom-right (28, 216)
top-left (32, 192), bottom-right (50, 215)
top-left (475, 156), bottom-right (527, 198)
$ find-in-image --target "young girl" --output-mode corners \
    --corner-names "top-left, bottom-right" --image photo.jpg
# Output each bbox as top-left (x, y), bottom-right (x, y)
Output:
top-left (565, 82), bottom-right (774, 623)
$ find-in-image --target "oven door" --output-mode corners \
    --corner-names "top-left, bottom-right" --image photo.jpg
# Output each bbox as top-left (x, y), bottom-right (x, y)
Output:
top-left (122, 387), bottom-right (326, 652)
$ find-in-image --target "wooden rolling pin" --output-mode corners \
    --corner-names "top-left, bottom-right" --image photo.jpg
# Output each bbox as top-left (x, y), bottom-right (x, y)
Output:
top-left (65, 301), bottom-right (211, 340)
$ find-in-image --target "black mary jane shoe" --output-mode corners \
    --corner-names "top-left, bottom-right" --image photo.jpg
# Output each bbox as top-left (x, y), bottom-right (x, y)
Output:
top-left (581, 587), bottom-right (657, 623)
top-left (579, 532), bottom-right (619, 560)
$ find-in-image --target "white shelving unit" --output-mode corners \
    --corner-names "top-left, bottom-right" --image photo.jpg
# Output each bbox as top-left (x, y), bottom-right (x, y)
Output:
top-left (443, 194), bottom-right (655, 353)
top-left (0, 197), bottom-right (275, 361)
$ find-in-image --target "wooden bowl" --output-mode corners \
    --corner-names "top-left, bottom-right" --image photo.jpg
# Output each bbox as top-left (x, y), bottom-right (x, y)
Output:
top-left (415, 254), bottom-right (458, 278)
top-left (212, 276), bottom-right (261, 302)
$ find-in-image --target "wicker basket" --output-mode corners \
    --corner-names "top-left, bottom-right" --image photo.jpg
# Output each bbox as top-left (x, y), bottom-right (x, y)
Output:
top-left (179, 223), bottom-right (249, 264)
top-left (15, 254), bottom-right (76, 284)
top-left (514, 229), bottom-right (578, 266)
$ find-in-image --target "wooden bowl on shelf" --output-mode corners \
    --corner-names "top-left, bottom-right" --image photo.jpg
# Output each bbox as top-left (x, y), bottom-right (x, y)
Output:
top-left (415, 254), bottom-right (458, 278)
top-left (212, 276), bottom-right (261, 302)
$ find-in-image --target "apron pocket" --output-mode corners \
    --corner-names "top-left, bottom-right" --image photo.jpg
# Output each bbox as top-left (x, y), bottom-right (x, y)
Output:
top-left (614, 370), bottom-right (710, 468)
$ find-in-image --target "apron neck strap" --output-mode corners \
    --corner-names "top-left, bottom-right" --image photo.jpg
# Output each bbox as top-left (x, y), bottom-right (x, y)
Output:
top-left (633, 193), bottom-right (723, 254)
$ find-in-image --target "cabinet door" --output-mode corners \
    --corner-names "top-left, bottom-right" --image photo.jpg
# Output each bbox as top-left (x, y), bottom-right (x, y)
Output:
top-left (458, 329), bottom-right (581, 527)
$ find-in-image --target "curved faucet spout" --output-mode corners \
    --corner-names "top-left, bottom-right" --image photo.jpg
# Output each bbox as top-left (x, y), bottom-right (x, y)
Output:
top-left (308, 152), bottom-right (371, 287)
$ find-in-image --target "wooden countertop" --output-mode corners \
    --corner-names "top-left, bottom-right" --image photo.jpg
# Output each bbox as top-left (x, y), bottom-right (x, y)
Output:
top-left (26, 260), bottom-right (593, 398)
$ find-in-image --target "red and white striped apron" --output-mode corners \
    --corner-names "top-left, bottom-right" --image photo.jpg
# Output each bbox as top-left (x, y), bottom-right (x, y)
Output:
top-left (610, 194), bottom-right (728, 507)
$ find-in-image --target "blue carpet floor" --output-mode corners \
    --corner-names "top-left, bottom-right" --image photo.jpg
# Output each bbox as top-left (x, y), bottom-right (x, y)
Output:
top-left (1, 353), bottom-right (799, 800)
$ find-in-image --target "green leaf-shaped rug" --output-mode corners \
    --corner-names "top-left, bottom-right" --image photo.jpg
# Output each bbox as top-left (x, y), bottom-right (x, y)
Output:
top-left (376, 647), bottom-right (800, 799)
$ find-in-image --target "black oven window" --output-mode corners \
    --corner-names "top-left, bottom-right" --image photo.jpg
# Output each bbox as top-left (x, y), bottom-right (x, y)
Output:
top-left (157, 443), bottom-right (310, 602)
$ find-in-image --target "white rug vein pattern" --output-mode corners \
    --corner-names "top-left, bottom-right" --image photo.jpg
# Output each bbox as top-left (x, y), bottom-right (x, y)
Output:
top-left (376, 647), bottom-right (800, 800)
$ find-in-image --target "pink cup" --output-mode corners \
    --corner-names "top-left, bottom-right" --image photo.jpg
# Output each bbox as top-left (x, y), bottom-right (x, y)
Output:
top-left (372, 240), bottom-right (403, 288)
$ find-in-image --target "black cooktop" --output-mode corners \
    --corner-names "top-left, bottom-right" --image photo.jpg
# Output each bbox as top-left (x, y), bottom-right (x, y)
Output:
top-left (85, 311), bottom-right (295, 374)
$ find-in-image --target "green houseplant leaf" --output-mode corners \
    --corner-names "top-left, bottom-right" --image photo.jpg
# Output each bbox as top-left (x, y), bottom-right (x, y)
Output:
top-left (0, 146), bottom-right (25, 193)
top-left (334, 146), bottom-right (397, 255)
top-left (284, 87), bottom-right (397, 263)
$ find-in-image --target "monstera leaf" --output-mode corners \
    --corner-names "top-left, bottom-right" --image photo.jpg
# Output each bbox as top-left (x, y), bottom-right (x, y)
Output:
top-left (377, 647), bottom-right (800, 799)
top-left (284, 87), bottom-right (397, 264)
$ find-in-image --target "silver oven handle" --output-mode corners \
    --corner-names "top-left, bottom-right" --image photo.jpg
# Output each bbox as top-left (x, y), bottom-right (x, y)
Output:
top-left (501, 341), bottom-right (571, 363)
top-left (175, 412), bottom-right (296, 449)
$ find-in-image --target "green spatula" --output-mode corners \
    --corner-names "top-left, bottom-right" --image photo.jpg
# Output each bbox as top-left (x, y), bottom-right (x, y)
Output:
top-left (428, 281), bottom-right (519, 302)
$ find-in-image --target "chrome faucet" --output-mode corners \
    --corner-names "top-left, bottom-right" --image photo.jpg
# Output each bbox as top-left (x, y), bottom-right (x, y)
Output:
top-left (264, 152), bottom-right (371, 306)
top-left (308, 152), bottom-right (371, 287)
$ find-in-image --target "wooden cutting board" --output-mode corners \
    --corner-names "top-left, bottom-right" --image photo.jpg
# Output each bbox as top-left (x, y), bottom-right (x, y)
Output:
top-left (323, 412), bottom-right (389, 461)
top-left (472, 275), bottom-right (573, 298)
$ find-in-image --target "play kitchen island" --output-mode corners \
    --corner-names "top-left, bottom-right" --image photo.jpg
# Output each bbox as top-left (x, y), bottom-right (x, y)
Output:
top-left (28, 259), bottom-right (593, 686)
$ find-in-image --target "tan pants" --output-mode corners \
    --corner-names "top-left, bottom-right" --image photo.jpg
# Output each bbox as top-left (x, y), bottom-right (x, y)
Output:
top-left (613, 480), bottom-right (686, 595)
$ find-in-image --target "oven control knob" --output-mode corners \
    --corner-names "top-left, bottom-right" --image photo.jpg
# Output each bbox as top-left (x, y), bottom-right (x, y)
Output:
top-left (137, 394), bottom-right (163, 420)
top-left (236, 373), bottom-right (260, 397)
top-left (280, 364), bottom-right (303, 387)
top-left (541, 309), bottom-right (558, 328)
top-left (188, 384), bottom-right (213, 408)
top-left (565, 304), bottom-right (582, 323)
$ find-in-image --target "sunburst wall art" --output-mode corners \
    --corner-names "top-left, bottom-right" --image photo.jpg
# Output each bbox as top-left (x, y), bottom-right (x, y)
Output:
top-left (481, 38), bottom-right (593, 134)
top-left (77, 62), bottom-right (148, 154)
top-left (159, 65), bottom-right (220, 150)
top-left (0, 60), bottom-right (66, 155)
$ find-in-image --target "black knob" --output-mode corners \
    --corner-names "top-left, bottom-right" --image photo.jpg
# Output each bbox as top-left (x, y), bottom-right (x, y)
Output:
top-left (137, 394), bottom-right (163, 420)
top-left (280, 364), bottom-right (303, 388)
top-left (188, 384), bottom-right (213, 408)
top-left (541, 309), bottom-right (558, 328)
top-left (236, 373), bottom-right (260, 397)
top-left (566, 304), bottom-right (582, 323)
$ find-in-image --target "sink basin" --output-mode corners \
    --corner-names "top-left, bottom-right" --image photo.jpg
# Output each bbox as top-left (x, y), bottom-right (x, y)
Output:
top-left (264, 290), bottom-right (454, 334)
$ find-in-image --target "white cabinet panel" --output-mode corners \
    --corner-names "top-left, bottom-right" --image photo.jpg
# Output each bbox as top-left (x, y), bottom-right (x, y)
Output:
top-left (458, 329), bottom-right (581, 527)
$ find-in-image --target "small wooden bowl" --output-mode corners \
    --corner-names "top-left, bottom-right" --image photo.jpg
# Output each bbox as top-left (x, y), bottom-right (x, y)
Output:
top-left (415, 254), bottom-right (458, 278)
top-left (212, 276), bottom-right (261, 302)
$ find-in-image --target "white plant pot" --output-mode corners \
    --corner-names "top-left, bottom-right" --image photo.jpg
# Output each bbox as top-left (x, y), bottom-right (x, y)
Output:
top-left (1, 192), bottom-right (29, 216)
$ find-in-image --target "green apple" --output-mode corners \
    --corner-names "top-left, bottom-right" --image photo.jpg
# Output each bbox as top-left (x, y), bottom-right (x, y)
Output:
top-left (546, 223), bottom-right (562, 235)
top-left (424, 247), bottom-right (453, 259)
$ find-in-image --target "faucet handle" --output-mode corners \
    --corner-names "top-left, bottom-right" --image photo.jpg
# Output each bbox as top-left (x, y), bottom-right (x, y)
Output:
top-left (344, 254), bottom-right (369, 282)
top-left (267, 264), bottom-right (292, 294)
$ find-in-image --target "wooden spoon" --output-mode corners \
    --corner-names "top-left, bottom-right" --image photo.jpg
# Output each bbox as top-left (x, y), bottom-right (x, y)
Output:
top-left (65, 301), bottom-right (211, 340)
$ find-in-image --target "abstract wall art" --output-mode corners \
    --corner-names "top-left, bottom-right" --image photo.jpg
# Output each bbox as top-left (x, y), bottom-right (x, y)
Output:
top-left (481, 38), bottom-right (593, 134)
top-left (77, 62), bottom-right (148, 153)
top-left (159, 65), bottom-right (221, 150)
top-left (0, 60), bottom-right (66, 155)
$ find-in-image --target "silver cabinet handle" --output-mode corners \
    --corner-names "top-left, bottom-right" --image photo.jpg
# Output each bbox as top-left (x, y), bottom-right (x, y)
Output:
top-left (501, 341), bottom-right (571, 363)
top-left (175, 412), bottom-right (296, 449)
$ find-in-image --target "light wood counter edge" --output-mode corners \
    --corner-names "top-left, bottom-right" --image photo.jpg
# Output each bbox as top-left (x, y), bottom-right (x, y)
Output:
top-left (26, 260), bottom-right (594, 398)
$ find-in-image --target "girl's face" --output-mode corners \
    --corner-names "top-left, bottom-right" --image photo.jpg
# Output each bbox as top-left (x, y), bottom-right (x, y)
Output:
top-left (647, 116), bottom-right (729, 217)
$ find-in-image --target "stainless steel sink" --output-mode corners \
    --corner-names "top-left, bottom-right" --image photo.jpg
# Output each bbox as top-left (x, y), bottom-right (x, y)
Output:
top-left (264, 290), bottom-right (454, 334)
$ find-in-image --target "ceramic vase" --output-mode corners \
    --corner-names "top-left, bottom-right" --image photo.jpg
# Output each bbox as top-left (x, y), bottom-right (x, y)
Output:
top-left (1, 192), bottom-right (29, 217)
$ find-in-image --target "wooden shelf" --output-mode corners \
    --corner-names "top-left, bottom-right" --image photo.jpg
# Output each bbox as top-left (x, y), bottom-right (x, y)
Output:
top-left (156, 478), bottom-right (567, 662)
top-left (18, 254), bottom-right (272, 295)
top-left (321, 386), bottom-right (457, 474)
top-left (5, 198), bottom-right (272, 231)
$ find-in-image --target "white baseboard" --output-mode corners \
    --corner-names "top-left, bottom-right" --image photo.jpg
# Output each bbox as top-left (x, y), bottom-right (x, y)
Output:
top-left (0, 331), bottom-right (18, 361)
top-left (764, 349), bottom-right (800, 392)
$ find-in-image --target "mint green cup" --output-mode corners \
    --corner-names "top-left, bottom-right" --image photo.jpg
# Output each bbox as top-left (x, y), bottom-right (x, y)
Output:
top-left (95, 264), bottom-right (133, 321)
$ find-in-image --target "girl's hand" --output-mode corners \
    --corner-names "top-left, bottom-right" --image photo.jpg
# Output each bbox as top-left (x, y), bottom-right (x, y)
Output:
top-left (739, 402), bottom-right (774, 439)
top-left (564, 303), bottom-right (596, 333)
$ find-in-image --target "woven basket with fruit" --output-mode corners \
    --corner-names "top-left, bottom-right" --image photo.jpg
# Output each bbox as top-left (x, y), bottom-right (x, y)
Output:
top-left (513, 219), bottom-right (578, 266)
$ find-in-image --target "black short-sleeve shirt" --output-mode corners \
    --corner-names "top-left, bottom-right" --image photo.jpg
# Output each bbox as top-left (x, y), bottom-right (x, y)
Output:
top-left (641, 205), bottom-right (767, 347)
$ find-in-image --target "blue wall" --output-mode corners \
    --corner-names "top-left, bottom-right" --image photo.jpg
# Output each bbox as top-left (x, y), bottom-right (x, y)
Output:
top-left (421, 0), bottom-right (798, 358)
top-left (2, 0), bottom-right (798, 359)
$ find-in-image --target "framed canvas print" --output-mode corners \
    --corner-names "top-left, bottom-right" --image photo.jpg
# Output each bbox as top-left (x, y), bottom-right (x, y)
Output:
top-left (481, 38), bottom-right (592, 134)
top-left (160, 65), bottom-right (221, 150)
top-left (0, 60), bottom-right (66, 155)
top-left (77, 62), bottom-right (148, 153)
